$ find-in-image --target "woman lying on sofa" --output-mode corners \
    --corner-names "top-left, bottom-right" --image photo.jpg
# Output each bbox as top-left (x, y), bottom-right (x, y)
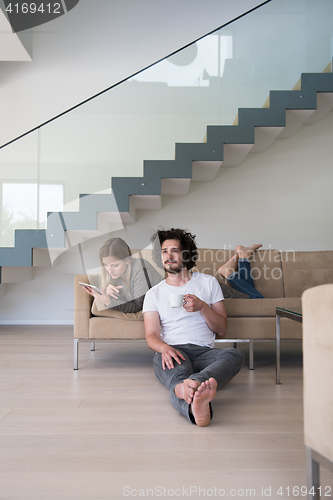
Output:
top-left (81, 237), bottom-right (162, 313)
top-left (217, 244), bottom-right (264, 299)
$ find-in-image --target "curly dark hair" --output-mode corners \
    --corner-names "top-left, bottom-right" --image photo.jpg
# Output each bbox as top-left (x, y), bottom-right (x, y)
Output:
top-left (151, 228), bottom-right (198, 270)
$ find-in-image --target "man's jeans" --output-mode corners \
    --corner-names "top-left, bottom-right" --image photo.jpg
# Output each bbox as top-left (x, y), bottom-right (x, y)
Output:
top-left (153, 344), bottom-right (245, 424)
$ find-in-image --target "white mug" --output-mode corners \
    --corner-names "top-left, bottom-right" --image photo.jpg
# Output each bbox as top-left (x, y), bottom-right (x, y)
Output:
top-left (169, 294), bottom-right (184, 308)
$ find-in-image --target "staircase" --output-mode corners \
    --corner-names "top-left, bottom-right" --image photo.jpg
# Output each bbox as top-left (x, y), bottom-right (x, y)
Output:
top-left (1, 71), bottom-right (333, 290)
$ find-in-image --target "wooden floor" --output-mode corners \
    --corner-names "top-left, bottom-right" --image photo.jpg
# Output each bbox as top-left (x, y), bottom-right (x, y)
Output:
top-left (0, 326), bottom-right (332, 500)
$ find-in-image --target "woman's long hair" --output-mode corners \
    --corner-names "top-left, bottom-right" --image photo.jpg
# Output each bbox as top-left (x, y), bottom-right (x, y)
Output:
top-left (99, 237), bottom-right (132, 291)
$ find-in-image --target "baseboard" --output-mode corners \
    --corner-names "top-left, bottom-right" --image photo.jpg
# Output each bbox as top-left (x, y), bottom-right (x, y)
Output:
top-left (0, 320), bottom-right (74, 325)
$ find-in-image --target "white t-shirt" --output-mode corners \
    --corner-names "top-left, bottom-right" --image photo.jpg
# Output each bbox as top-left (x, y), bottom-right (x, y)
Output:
top-left (143, 272), bottom-right (224, 348)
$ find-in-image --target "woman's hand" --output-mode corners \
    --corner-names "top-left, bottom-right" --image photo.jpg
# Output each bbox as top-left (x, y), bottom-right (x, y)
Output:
top-left (81, 285), bottom-right (112, 307)
top-left (105, 284), bottom-right (123, 299)
top-left (81, 285), bottom-right (99, 298)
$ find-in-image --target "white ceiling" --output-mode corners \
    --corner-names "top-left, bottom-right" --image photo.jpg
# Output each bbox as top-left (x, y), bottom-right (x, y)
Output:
top-left (0, 4), bottom-right (32, 60)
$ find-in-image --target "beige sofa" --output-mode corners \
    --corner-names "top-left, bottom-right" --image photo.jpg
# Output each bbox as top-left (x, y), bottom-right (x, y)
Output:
top-left (74, 249), bottom-right (333, 370)
top-left (302, 284), bottom-right (333, 498)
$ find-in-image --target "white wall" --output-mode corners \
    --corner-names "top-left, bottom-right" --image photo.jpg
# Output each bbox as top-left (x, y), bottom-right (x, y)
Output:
top-left (1, 111), bottom-right (333, 323)
top-left (0, 0), bottom-right (264, 146)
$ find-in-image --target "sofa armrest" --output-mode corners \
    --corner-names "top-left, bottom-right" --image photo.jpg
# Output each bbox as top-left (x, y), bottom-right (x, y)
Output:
top-left (302, 283), bottom-right (333, 464)
top-left (74, 274), bottom-right (93, 339)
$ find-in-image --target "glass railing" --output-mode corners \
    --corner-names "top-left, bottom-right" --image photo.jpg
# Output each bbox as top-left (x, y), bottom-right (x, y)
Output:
top-left (1, 0), bottom-right (333, 247)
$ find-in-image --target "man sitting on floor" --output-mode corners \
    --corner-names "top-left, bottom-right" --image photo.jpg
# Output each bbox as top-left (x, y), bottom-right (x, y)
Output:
top-left (143, 228), bottom-right (245, 426)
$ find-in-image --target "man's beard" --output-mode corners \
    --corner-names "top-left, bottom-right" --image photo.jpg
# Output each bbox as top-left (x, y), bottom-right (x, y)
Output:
top-left (163, 261), bottom-right (184, 275)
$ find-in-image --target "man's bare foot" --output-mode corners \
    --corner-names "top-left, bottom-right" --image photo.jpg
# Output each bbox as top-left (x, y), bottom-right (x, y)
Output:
top-left (175, 379), bottom-right (200, 404)
top-left (217, 254), bottom-right (238, 279)
top-left (191, 378), bottom-right (217, 427)
top-left (236, 244), bottom-right (262, 259)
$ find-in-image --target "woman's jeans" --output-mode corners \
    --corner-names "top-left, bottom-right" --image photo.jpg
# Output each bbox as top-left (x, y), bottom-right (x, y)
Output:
top-left (153, 344), bottom-right (245, 424)
top-left (228, 258), bottom-right (264, 299)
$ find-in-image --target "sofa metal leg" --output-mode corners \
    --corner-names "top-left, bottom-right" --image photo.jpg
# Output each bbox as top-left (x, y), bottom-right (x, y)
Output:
top-left (91, 342), bottom-right (95, 351)
top-left (73, 339), bottom-right (79, 370)
top-left (233, 342), bottom-right (237, 349)
top-left (276, 314), bottom-right (281, 384)
top-left (306, 447), bottom-right (320, 500)
top-left (249, 339), bottom-right (254, 370)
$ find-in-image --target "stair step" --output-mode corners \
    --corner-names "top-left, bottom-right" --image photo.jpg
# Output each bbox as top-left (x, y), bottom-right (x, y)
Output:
top-left (33, 248), bottom-right (63, 267)
top-left (278, 109), bottom-right (315, 139)
top-left (192, 161), bottom-right (222, 181)
top-left (161, 178), bottom-right (191, 196)
top-left (207, 124), bottom-right (255, 145)
top-left (130, 195), bottom-right (161, 210)
top-left (143, 159), bottom-right (192, 179)
top-left (0, 229), bottom-right (47, 267)
top-left (304, 92), bottom-right (333, 124)
top-left (221, 144), bottom-right (254, 167)
top-left (111, 176), bottom-right (162, 213)
top-left (250, 126), bottom-right (284, 153)
top-left (0, 267), bottom-right (32, 283)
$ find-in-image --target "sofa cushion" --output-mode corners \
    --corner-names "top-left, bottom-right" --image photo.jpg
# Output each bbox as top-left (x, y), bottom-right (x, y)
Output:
top-left (224, 297), bottom-right (302, 317)
top-left (282, 251), bottom-right (333, 297)
top-left (89, 317), bottom-right (145, 339)
top-left (91, 299), bottom-right (143, 321)
top-left (223, 316), bottom-right (302, 340)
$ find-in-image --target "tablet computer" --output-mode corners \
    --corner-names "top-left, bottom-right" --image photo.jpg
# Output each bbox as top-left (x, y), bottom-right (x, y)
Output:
top-left (78, 282), bottom-right (102, 295)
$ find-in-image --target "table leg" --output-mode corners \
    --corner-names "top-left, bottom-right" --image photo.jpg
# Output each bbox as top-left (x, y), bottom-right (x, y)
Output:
top-left (276, 314), bottom-right (281, 384)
